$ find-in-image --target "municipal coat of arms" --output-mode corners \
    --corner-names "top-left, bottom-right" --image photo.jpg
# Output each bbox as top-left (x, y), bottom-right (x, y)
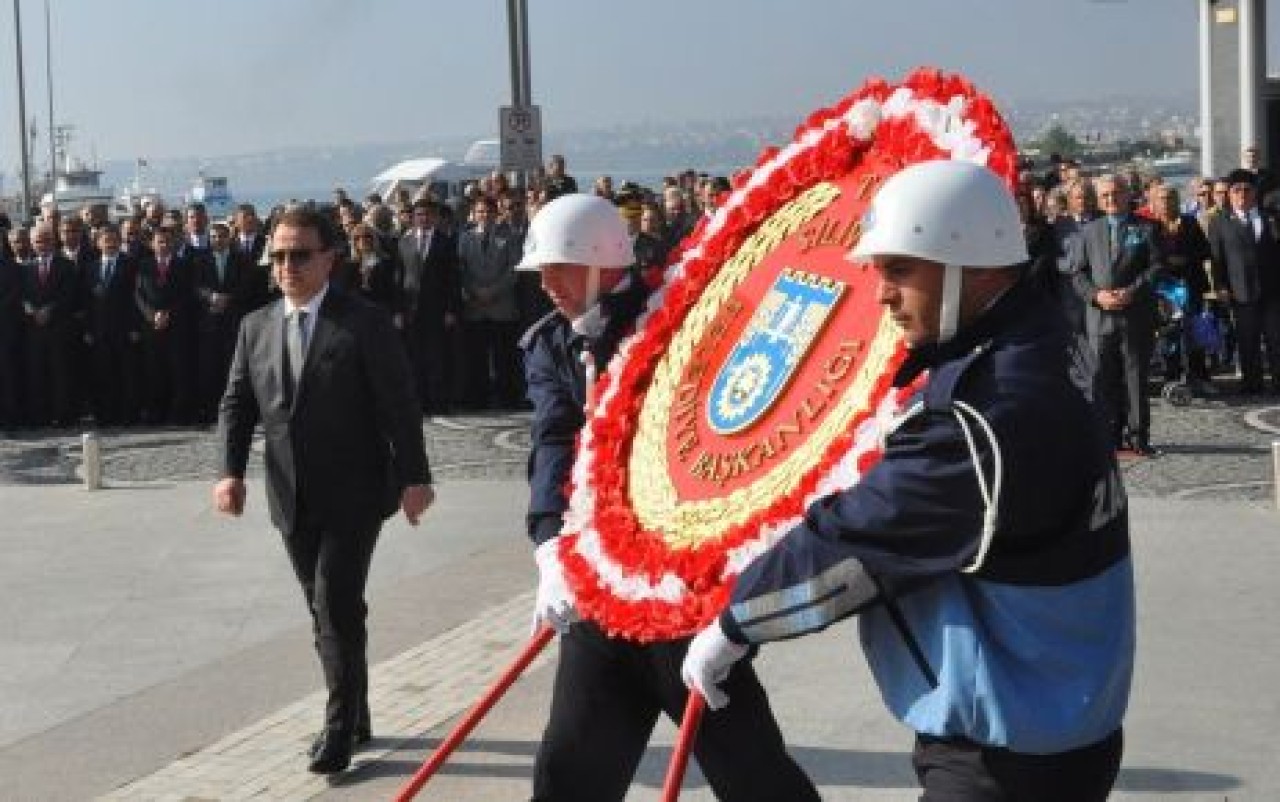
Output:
top-left (707, 269), bottom-right (844, 435)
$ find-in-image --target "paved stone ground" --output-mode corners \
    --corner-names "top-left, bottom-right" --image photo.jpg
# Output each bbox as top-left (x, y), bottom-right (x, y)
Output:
top-left (3, 391), bottom-right (1280, 801)
top-left (4, 393), bottom-right (1279, 504)
top-left (0, 413), bottom-right (532, 487)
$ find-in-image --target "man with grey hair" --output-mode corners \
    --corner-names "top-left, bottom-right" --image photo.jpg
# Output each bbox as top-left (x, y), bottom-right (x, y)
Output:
top-left (21, 222), bottom-right (78, 426)
top-left (1070, 174), bottom-right (1164, 455)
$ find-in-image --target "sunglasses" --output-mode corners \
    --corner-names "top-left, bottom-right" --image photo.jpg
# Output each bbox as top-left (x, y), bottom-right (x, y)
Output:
top-left (268, 248), bottom-right (317, 265)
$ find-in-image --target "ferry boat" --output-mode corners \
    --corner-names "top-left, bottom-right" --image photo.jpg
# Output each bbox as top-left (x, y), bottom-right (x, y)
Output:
top-left (185, 170), bottom-right (235, 219)
top-left (38, 152), bottom-right (115, 217)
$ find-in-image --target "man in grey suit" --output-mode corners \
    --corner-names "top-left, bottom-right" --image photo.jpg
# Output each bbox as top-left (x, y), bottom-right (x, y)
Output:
top-left (1070, 174), bottom-right (1165, 456)
top-left (214, 206), bottom-right (434, 774)
top-left (457, 196), bottom-right (522, 408)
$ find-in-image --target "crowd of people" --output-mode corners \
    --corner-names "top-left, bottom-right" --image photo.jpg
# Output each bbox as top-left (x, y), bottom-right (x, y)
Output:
top-left (0, 154), bottom-right (733, 431)
top-left (1016, 145), bottom-right (1280, 455)
top-left (2, 145), bottom-right (1278, 447)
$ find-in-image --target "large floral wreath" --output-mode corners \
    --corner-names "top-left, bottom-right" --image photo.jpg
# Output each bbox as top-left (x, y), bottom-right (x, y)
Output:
top-left (555, 69), bottom-right (1019, 642)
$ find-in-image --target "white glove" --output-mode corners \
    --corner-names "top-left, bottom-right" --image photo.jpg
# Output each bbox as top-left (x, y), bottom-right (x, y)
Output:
top-left (533, 538), bottom-right (579, 635)
top-left (681, 620), bottom-right (749, 711)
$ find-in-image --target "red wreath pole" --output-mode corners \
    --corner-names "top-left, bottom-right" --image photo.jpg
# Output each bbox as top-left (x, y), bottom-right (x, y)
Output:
top-left (392, 625), bottom-right (556, 802)
top-left (660, 691), bottom-right (706, 802)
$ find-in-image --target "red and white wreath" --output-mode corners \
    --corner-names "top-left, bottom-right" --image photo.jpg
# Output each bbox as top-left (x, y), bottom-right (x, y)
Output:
top-left (553, 69), bottom-right (1020, 642)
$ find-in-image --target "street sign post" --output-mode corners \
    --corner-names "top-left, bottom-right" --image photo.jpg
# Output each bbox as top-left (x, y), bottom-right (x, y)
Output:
top-left (500, 104), bottom-right (543, 172)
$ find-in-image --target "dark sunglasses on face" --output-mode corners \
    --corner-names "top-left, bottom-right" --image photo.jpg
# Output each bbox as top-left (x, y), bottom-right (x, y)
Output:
top-left (269, 248), bottom-right (316, 265)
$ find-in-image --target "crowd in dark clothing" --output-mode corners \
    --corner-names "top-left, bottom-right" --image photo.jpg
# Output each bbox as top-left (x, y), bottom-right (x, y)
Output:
top-left (1015, 148), bottom-right (1280, 455)
top-left (0, 154), bottom-right (734, 432)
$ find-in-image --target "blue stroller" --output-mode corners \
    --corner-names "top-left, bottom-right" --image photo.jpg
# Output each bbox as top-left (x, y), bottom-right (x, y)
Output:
top-left (1155, 276), bottom-right (1225, 405)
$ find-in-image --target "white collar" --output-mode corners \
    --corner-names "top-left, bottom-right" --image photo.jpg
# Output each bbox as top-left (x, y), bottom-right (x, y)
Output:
top-left (284, 282), bottom-right (329, 319)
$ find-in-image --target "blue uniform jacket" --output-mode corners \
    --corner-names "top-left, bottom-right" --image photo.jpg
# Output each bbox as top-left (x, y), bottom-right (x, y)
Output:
top-left (721, 279), bottom-right (1135, 754)
top-left (521, 276), bottom-right (649, 545)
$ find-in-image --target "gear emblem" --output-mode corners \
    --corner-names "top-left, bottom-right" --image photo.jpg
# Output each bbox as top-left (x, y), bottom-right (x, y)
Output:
top-left (715, 354), bottom-right (772, 426)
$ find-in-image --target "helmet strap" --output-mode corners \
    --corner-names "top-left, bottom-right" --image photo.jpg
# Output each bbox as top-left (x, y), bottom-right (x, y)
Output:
top-left (584, 265), bottom-right (600, 312)
top-left (939, 264), bottom-right (963, 342)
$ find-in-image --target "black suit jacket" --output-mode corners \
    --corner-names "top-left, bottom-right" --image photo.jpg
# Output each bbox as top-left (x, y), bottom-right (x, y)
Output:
top-left (1207, 207), bottom-right (1280, 304)
top-left (21, 254), bottom-right (79, 328)
top-left (397, 228), bottom-right (460, 327)
top-left (82, 253), bottom-right (142, 343)
top-left (218, 287), bottom-right (431, 534)
top-left (197, 249), bottom-right (255, 328)
top-left (135, 252), bottom-right (199, 334)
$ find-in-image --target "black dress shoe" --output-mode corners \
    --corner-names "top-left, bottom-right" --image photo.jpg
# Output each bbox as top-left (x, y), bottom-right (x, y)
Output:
top-left (308, 730), bottom-right (354, 774)
top-left (309, 726), bottom-right (369, 759)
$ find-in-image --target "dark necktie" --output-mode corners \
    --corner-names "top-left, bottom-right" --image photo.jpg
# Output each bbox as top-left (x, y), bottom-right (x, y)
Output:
top-left (102, 258), bottom-right (114, 285)
top-left (158, 259), bottom-right (170, 286)
top-left (287, 309), bottom-right (309, 391)
top-left (38, 257), bottom-right (50, 287)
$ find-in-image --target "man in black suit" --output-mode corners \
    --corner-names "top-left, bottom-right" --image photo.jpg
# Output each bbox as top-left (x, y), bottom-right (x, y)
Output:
top-left (82, 225), bottom-right (143, 426)
top-left (0, 228), bottom-right (25, 428)
top-left (195, 222), bottom-right (253, 423)
top-left (135, 226), bottom-right (200, 425)
top-left (214, 206), bottom-right (434, 774)
top-left (1207, 170), bottom-right (1280, 394)
top-left (60, 216), bottom-right (98, 420)
top-left (397, 199), bottom-right (459, 413)
top-left (1070, 174), bottom-right (1165, 455)
top-left (22, 223), bottom-right (79, 426)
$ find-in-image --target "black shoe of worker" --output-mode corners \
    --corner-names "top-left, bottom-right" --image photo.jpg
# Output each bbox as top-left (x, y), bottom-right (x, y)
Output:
top-left (308, 730), bottom-right (354, 774)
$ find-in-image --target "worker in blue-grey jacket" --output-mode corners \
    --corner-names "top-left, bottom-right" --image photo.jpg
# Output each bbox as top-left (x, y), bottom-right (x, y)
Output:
top-left (518, 193), bottom-right (819, 802)
top-left (682, 159), bottom-right (1136, 802)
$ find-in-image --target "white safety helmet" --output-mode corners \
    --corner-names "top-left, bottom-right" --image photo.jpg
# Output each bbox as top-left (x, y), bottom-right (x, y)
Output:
top-left (849, 159), bottom-right (1027, 342)
top-left (516, 193), bottom-right (634, 272)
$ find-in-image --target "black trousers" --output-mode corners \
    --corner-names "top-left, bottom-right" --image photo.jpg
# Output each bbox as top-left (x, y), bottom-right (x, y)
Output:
top-left (142, 326), bottom-right (197, 425)
top-left (531, 622), bottom-right (819, 802)
top-left (1093, 321), bottom-right (1153, 446)
top-left (281, 514), bottom-right (381, 734)
top-left (23, 322), bottom-right (73, 426)
top-left (89, 335), bottom-right (142, 426)
top-left (197, 315), bottom-right (239, 423)
top-left (1230, 299), bottom-right (1280, 390)
top-left (913, 728), bottom-right (1123, 802)
top-left (462, 318), bottom-right (523, 408)
top-left (405, 317), bottom-right (450, 413)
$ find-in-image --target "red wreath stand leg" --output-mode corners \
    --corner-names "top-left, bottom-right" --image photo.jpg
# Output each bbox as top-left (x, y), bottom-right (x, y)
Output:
top-left (390, 626), bottom-right (706, 801)
top-left (392, 625), bottom-right (556, 802)
top-left (661, 692), bottom-right (707, 802)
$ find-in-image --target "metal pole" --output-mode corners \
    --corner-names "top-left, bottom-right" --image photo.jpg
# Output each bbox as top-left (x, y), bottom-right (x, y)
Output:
top-left (43, 0), bottom-right (55, 213)
top-left (517, 0), bottom-right (532, 106)
top-left (1238, 0), bottom-right (1259, 156)
top-left (505, 0), bottom-right (523, 107)
top-left (1272, 441), bottom-right (1280, 511)
top-left (13, 0), bottom-right (32, 222)
top-left (1198, 0), bottom-right (1214, 177)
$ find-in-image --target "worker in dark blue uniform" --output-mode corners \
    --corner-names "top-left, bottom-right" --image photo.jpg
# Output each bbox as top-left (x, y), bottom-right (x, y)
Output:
top-left (517, 193), bottom-right (819, 802)
top-left (682, 160), bottom-right (1136, 802)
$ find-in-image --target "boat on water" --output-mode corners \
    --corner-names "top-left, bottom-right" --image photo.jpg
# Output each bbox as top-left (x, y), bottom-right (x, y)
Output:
top-left (368, 139), bottom-right (498, 206)
top-left (185, 170), bottom-right (235, 219)
top-left (39, 155), bottom-right (115, 217)
top-left (1136, 150), bottom-right (1198, 179)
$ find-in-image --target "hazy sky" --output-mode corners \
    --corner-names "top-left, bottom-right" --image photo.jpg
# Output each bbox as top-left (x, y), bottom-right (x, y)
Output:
top-left (0, 0), bottom-right (1271, 165)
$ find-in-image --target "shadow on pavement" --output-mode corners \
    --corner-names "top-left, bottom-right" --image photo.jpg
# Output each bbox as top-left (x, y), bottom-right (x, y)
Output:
top-left (1115, 765), bottom-right (1240, 793)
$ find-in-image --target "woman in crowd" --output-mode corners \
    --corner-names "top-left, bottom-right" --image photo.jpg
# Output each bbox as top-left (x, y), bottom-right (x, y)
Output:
top-left (340, 223), bottom-right (401, 316)
top-left (1152, 184), bottom-right (1215, 393)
